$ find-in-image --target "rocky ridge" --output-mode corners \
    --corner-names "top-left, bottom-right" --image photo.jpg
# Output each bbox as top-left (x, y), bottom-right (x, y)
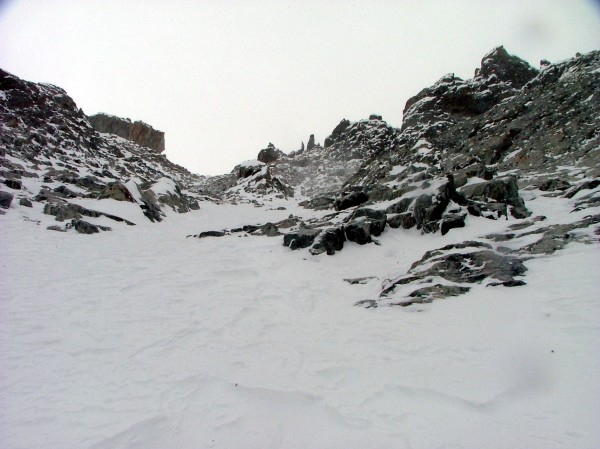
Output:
top-left (88, 112), bottom-right (166, 154)
top-left (0, 68), bottom-right (211, 232)
top-left (1, 47), bottom-right (599, 307)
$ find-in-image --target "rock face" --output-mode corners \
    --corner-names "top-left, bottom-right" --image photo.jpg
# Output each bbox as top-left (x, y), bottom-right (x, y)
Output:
top-left (2, 47), bottom-right (599, 307)
top-left (0, 67), bottom-right (207, 230)
top-left (88, 113), bottom-right (165, 153)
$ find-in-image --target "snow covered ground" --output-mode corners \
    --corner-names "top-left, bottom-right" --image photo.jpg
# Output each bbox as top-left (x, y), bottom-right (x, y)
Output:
top-left (1, 194), bottom-right (599, 449)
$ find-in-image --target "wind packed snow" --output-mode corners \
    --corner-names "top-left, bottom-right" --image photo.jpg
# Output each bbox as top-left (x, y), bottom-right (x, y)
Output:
top-left (1, 192), bottom-right (599, 449)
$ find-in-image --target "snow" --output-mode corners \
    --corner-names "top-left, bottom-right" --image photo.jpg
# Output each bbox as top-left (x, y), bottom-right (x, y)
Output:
top-left (239, 159), bottom-right (264, 168)
top-left (1, 193), bottom-right (599, 449)
top-left (149, 177), bottom-right (177, 196)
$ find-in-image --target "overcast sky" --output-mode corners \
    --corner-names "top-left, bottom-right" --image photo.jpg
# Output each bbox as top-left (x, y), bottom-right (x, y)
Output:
top-left (1, 0), bottom-right (599, 175)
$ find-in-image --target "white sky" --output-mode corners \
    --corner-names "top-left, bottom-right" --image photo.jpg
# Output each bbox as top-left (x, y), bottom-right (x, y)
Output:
top-left (1, 0), bottom-right (599, 175)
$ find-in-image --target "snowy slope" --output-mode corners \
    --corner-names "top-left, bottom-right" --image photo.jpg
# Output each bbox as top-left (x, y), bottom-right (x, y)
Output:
top-left (1, 191), bottom-right (599, 449)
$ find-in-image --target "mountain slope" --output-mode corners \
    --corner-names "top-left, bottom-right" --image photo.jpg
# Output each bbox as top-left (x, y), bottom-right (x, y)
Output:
top-left (1, 47), bottom-right (599, 449)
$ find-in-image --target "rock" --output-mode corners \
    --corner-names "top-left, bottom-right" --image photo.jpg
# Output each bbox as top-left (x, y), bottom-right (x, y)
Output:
top-left (19, 197), bottom-right (33, 207)
top-left (476, 46), bottom-right (538, 89)
top-left (260, 222), bottom-right (280, 237)
top-left (68, 219), bottom-right (111, 234)
top-left (257, 143), bottom-right (284, 164)
top-left (306, 134), bottom-right (316, 150)
top-left (46, 225), bottom-right (66, 232)
top-left (4, 179), bottom-right (22, 190)
top-left (376, 241), bottom-right (527, 305)
top-left (324, 119), bottom-right (350, 147)
top-left (345, 220), bottom-right (372, 244)
top-left (310, 227), bottom-right (346, 255)
top-left (344, 208), bottom-right (387, 244)
top-left (88, 113), bottom-right (165, 153)
top-left (53, 185), bottom-right (79, 198)
top-left (347, 208), bottom-right (387, 235)
top-left (304, 195), bottom-right (336, 210)
top-left (369, 114), bottom-right (383, 120)
top-left (333, 191), bottom-right (369, 211)
top-left (563, 179), bottom-right (600, 199)
top-left (440, 213), bottom-right (466, 235)
top-left (0, 191), bottom-right (15, 209)
top-left (385, 197), bottom-right (414, 214)
top-left (344, 277), bottom-right (376, 285)
top-left (98, 182), bottom-right (136, 202)
top-left (283, 228), bottom-right (322, 250)
top-left (539, 178), bottom-right (571, 192)
top-left (460, 176), bottom-right (529, 218)
top-left (487, 280), bottom-right (527, 287)
top-left (402, 285), bottom-right (471, 306)
top-left (388, 212), bottom-right (417, 229)
top-left (198, 230), bottom-right (226, 238)
top-left (44, 202), bottom-right (104, 221)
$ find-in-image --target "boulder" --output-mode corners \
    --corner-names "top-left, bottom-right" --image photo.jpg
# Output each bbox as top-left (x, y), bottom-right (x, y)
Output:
top-left (333, 191), bottom-right (369, 211)
top-left (538, 178), bottom-right (571, 192)
top-left (3, 179), bottom-right (22, 190)
top-left (345, 219), bottom-right (372, 245)
top-left (0, 191), bottom-right (14, 209)
top-left (68, 219), bottom-right (111, 234)
top-left (310, 227), bottom-right (346, 255)
top-left (98, 182), bottom-right (136, 202)
top-left (385, 197), bottom-right (414, 214)
top-left (388, 212), bottom-right (417, 229)
top-left (460, 176), bottom-right (529, 218)
top-left (283, 228), bottom-right (322, 250)
top-left (260, 222), bottom-right (280, 237)
top-left (257, 143), bottom-right (284, 164)
top-left (440, 213), bottom-right (466, 235)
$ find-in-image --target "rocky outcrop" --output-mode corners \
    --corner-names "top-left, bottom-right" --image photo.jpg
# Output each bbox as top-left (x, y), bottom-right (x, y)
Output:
top-left (88, 113), bottom-right (165, 153)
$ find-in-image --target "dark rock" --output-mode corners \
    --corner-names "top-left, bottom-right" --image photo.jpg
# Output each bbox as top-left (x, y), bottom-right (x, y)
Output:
top-left (403, 285), bottom-right (471, 306)
top-left (46, 225), bottom-right (66, 232)
top-left (324, 119), bottom-right (350, 147)
top-left (4, 179), bottom-right (22, 190)
top-left (306, 134), bottom-right (316, 150)
top-left (564, 179), bottom-right (600, 199)
top-left (388, 212), bottom-right (417, 229)
top-left (345, 220), bottom-right (372, 244)
top-left (98, 182), bottom-right (136, 202)
top-left (347, 208), bottom-right (387, 236)
top-left (283, 228), bottom-right (322, 250)
top-left (260, 222), bottom-right (280, 237)
top-left (53, 185), bottom-right (79, 198)
top-left (304, 195), bottom-right (336, 210)
top-left (257, 143), bottom-right (284, 164)
top-left (19, 197), bottom-right (33, 207)
top-left (385, 197), bottom-right (414, 214)
top-left (476, 46), bottom-right (538, 89)
top-left (310, 227), bottom-right (346, 255)
top-left (460, 176), bottom-right (529, 218)
top-left (440, 213), bottom-right (466, 235)
top-left (198, 231), bottom-right (226, 238)
top-left (369, 114), bottom-right (383, 120)
top-left (68, 219), bottom-right (111, 234)
top-left (344, 277), bottom-right (376, 285)
top-left (487, 280), bottom-right (527, 287)
top-left (43, 202), bottom-right (100, 221)
top-left (539, 178), bottom-right (571, 192)
top-left (0, 190), bottom-right (14, 209)
top-left (334, 191), bottom-right (369, 211)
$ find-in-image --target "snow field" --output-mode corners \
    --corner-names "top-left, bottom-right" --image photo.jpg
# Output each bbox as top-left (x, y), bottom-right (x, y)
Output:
top-left (1, 196), bottom-right (599, 449)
